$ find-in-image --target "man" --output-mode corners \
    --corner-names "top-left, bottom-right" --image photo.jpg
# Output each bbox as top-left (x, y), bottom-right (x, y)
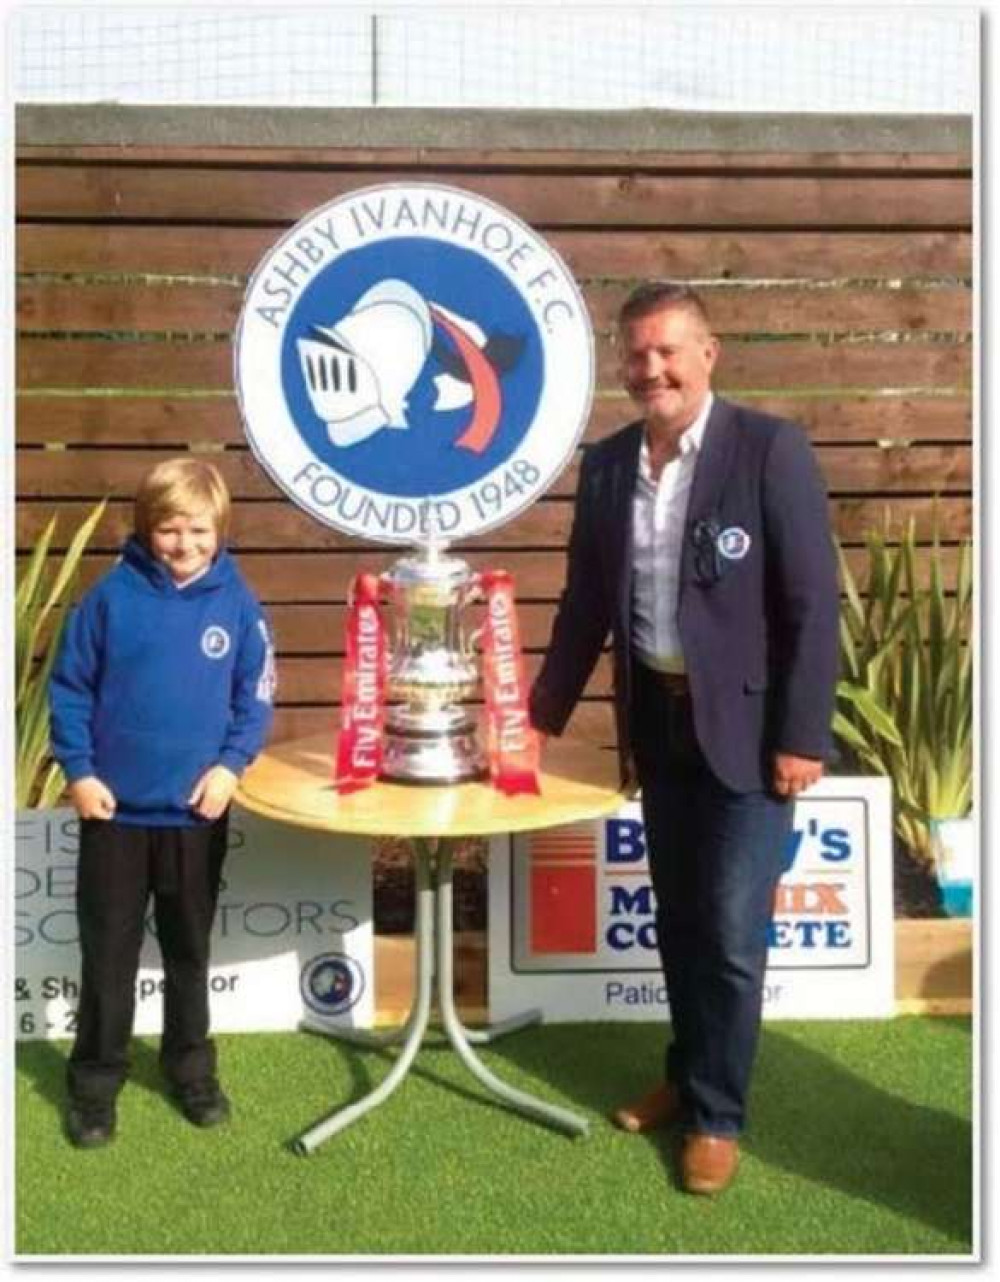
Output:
top-left (529, 282), bottom-right (839, 1195)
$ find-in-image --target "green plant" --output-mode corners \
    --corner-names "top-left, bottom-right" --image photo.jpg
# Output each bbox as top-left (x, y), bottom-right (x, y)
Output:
top-left (16, 500), bottom-right (108, 808)
top-left (834, 517), bottom-right (972, 869)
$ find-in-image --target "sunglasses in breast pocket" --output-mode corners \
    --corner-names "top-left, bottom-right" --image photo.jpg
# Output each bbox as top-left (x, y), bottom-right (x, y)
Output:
top-left (689, 519), bottom-right (723, 586)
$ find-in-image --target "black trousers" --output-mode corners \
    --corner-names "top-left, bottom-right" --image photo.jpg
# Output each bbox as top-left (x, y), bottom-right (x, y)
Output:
top-left (630, 661), bottom-right (792, 1137)
top-left (68, 817), bottom-right (228, 1104)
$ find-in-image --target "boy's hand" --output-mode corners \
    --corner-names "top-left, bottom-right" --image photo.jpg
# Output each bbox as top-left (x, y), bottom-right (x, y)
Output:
top-left (69, 776), bottom-right (117, 820)
top-left (188, 765), bottom-right (239, 820)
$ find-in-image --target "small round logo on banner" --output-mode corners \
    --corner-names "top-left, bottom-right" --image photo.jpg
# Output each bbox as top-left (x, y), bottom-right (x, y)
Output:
top-left (300, 952), bottom-right (365, 1018)
top-left (201, 625), bottom-right (231, 659)
top-left (234, 183), bottom-right (594, 543)
top-left (717, 526), bottom-right (752, 561)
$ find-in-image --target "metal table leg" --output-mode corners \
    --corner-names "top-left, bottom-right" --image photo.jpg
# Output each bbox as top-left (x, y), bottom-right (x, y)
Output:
top-left (290, 842), bottom-right (435, 1155)
top-left (292, 835), bottom-right (588, 1152)
top-left (434, 841), bottom-right (589, 1137)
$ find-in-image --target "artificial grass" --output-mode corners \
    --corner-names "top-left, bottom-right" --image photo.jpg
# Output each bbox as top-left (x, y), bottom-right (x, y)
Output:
top-left (15, 1016), bottom-right (973, 1258)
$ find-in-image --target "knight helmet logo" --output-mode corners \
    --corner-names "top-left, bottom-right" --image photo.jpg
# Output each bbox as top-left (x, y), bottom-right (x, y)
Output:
top-left (296, 278), bottom-right (523, 453)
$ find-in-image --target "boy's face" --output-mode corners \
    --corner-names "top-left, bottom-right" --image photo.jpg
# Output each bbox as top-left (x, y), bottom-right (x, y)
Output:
top-left (150, 508), bottom-right (219, 584)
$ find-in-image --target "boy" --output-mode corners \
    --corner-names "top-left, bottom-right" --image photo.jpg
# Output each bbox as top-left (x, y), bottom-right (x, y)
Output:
top-left (49, 458), bottom-right (275, 1148)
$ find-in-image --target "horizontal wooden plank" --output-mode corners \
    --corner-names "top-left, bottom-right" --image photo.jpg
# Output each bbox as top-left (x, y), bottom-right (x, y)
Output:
top-left (17, 224), bottom-right (973, 279)
top-left (588, 395), bottom-right (973, 443)
top-left (15, 143), bottom-right (971, 171)
top-left (41, 543), bottom-right (968, 606)
top-left (17, 280), bottom-right (244, 333)
top-left (15, 442), bottom-right (973, 502)
top-left (16, 495), bottom-right (973, 557)
top-left (13, 496), bottom-right (578, 555)
top-left (15, 448), bottom-right (278, 500)
top-left (586, 283), bottom-right (970, 335)
top-left (16, 279), bottom-right (971, 337)
top-left (16, 392), bottom-right (972, 447)
top-left (17, 337), bottom-right (972, 392)
top-left (828, 496), bottom-right (972, 542)
top-left (16, 396), bottom-right (240, 446)
top-left (16, 167), bottom-right (971, 228)
top-left (17, 338), bottom-right (232, 389)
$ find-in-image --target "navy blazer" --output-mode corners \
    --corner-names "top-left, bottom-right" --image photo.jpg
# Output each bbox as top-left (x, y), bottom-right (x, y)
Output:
top-left (529, 397), bottom-right (840, 793)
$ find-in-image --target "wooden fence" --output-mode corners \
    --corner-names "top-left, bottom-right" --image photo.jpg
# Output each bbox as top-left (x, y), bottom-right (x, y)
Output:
top-left (16, 107), bottom-right (973, 749)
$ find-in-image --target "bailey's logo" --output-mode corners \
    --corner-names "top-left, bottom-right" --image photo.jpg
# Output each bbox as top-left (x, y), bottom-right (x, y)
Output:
top-left (234, 183), bottom-right (594, 542)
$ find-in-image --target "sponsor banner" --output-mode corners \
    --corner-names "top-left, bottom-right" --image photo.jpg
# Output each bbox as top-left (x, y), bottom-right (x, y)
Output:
top-left (488, 776), bottom-right (894, 1021)
top-left (14, 807), bottom-right (373, 1041)
top-left (234, 182), bottom-right (594, 542)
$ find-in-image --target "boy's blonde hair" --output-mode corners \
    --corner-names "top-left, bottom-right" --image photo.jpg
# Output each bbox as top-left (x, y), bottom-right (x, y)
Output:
top-left (134, 458), bottom-right (231, 546)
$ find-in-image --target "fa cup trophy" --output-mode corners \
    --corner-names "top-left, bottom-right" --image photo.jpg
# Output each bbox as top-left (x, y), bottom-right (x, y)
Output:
top-left (378, 517), bottom-right (486, 784)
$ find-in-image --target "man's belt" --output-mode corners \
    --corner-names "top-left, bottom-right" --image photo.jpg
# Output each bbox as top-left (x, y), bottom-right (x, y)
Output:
top-left (634, 660), bottom-right (690, 698)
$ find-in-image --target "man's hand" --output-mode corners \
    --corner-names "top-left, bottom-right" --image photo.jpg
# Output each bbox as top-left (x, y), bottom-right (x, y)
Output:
top-left (188, 765), bottom-right (239, 820)
top-left (772, 753), bottom-right (823, 800)
top-left (68, 776), bottom-right (117, 820)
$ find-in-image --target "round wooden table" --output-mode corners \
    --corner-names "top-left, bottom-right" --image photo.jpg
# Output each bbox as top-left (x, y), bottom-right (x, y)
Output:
top-left (237, 733), bottom-right (627, 1154)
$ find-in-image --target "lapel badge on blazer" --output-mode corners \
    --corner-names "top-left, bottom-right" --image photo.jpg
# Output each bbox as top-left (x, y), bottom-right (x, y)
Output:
top-left (717, 526), bottom-right (752, 561)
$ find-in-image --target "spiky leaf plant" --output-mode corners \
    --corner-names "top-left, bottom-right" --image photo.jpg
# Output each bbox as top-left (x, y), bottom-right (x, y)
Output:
top-left (16, 500), bottom-right (108, 808)
top-left (834, 517), bottom-right (972, 869)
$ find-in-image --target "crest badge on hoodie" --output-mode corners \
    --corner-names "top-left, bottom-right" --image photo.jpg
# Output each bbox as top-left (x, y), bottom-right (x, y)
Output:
top-left (235, 183), bottom-right (594, 542)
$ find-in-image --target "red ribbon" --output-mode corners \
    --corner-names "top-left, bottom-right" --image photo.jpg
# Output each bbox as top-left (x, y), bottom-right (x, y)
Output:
top-left (334, 573), bottom-right (387, 794)
top-left (481, 570), bottom-right (541, 796)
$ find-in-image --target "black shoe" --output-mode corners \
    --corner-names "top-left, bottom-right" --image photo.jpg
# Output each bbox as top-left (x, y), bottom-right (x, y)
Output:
top-left (66, 1099), bottom-right (116, 1148)
top-left (174, 1079), bottom-right (231, 1128)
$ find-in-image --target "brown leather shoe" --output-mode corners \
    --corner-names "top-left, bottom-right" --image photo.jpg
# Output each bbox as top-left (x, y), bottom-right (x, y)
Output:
top-left (681, 1133), bottom-right (739, 1194)
top-left (612, 1082), bottom-right (682, 1133)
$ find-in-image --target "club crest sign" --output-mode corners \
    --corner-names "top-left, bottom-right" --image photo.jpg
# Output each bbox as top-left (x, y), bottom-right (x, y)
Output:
top-left (235, 183), bottom-right (594, 542)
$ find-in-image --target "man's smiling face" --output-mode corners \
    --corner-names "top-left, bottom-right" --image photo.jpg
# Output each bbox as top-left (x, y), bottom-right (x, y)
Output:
top-left (621, 304), bottom-right (720, 434)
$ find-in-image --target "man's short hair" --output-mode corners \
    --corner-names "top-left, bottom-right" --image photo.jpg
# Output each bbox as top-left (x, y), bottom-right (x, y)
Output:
top-left (134, 457), bottom-right (232, 546)
top-left (618, 281), bottom-right (711, 332)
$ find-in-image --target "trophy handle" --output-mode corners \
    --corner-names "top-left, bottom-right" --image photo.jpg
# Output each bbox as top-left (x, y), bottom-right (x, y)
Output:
top-left (376, 571), bottom-right (389, 601)
top-left (464, 623), bottom-right (485, 657)
top-left (462, 573), bottom-right (486, 656)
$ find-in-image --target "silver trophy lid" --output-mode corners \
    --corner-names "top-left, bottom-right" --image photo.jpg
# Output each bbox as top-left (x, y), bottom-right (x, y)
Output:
top-left (384, 500), bottom-right (473, 587)
top-left (386, 547), bottom-right (472, 587)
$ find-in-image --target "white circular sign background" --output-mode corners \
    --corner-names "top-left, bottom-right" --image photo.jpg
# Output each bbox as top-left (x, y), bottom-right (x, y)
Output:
top-left (234, 182), bottom-right (595, 544)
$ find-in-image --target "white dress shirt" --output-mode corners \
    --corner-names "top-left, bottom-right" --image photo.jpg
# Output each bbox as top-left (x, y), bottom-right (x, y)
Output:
top-left (631, 393), bottom-right (713, 673)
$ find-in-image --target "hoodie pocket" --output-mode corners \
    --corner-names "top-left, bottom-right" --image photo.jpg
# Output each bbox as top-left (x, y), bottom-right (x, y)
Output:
top-left (96, 729), bottom-right (209, 813)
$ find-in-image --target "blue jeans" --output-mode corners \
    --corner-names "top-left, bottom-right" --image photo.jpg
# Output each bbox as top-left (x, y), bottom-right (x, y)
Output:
top-left (631, 663), bottom-right (791, 1137)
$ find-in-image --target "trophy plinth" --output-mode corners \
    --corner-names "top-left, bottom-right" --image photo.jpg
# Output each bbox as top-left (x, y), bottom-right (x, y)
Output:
top-left (379, 541), bottom-right (486, 785)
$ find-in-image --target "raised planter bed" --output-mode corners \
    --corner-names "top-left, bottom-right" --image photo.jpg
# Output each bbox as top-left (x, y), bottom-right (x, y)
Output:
top-left (374, 917), bottom-right (973, 1023)
top-left (894, 917), bottom-right (973, 1015)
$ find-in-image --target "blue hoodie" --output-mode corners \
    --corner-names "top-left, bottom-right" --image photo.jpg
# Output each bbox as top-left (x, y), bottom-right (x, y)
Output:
top-left (49, 537), bottom-right (275, 826)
